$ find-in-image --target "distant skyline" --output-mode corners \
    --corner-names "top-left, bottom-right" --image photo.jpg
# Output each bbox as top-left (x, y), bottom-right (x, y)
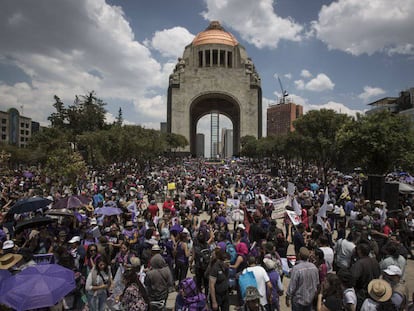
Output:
top-left (1, 0), bottom-right (413, 138)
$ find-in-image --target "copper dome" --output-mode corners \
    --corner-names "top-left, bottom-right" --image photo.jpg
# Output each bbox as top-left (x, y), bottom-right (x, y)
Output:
top-left (192, 21), bottom-right (238, 47)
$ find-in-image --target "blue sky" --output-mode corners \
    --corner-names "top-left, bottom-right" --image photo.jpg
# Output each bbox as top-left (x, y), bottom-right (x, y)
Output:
top-left (0, 0), bottom-right (413, 136)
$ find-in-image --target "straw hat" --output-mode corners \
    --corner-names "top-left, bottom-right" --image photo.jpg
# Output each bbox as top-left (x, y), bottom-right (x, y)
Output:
top-left (367, 279), bottom-right (392, 302)
top-left (0, 253), bottom-right (23, 270)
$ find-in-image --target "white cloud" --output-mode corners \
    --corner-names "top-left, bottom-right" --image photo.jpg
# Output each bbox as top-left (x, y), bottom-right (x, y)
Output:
top-left (300, 69), bottom-right (312, 78)
top-left (284, 73), bottom-right (292, 80)
top-left (0, 0), bottom-right (173, 126)
top-left (358, 86), bottom-right (386, 103)
top-left (149, 27), bottom-right (195, 58)
top-left (305, 73), bottom-right (335, 92)
top-left (305, 101), bottom-right (364, 117)
top-left (104, 112), bottom-right (135, 125)
top-left (294, 73), bottom-right (334, 92)
top-left (294, 79), bottom-right (305, 90)
top-left (202, 0), bottom-right (303, 49)
top-left (312, 0), bottom-right (414, 55)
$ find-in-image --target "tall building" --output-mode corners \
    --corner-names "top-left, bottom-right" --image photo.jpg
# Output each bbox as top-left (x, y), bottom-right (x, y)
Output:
top-left (196, 133), bottom-right (205, 158)
top-left (221, 128), bottom-right (233, 158)
top-left (266, 102), bottom-right (303, 136)
top-left (0, 108), bottom-right (36, 148)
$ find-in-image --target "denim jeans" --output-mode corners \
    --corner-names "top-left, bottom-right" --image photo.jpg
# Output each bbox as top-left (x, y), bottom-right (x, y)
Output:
top-left (88, 291), bottom-right (107, 311)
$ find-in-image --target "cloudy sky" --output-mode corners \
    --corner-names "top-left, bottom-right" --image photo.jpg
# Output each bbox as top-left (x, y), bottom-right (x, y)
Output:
top-left (1, 0), bottom-right (413, 139)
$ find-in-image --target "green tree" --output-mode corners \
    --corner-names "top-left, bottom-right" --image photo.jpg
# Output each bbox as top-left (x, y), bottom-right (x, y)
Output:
top-left (115, 107), bottom-right (123, 126)
top-left (44, 149), bottom-right (87, 185)
top-left (293, 109), bottom-right (352, 182)
top-left (337, 110), bottom-right (414, 174)
top-left (240, 135), bottom-right (258, 158)
top-left (48, 95), bottom-right (67, 129)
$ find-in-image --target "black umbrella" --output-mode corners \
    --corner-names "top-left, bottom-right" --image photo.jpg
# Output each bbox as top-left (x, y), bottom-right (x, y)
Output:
top-left (8, 197), bottom-right (52, 215)
top-left (14, 216), bottom-right (56, 233)
top-left (52, 195), bottom-right (90, 209)
top-left (45, 208), bottom-right (74, 217)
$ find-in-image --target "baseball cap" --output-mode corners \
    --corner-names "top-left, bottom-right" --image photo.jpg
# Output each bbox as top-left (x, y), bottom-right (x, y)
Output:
top-left (383, 265), bottom-right (402, 276)
top-left (2, 240), bottom-right (14, 250)
top-left (68, 236), bottom-right (81, 244)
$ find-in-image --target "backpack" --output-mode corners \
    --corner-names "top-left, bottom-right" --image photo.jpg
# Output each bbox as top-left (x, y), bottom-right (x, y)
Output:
top-left (195, 244), bottom-right (211, 270)
top-left (238, 269), bottom-right (257, 299)
top-left (178, 277), bottom-right (208, 311)
top-left (226, 242), bottom-right (237, 265)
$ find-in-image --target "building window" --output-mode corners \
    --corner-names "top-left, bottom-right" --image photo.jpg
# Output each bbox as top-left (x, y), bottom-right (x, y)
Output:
top-left (20, 122), bottom-right (24, 127)
top-left (198, 51), bottom-right (203, 67)
top-left (1, 119), bottom-right (6, 124)
top-left (1, 127), bottom-right (5, 132)
top-left (20, 137), bottom-right (25, 142)
top-left (26, 130), bottom-right (29, 135)
top-left (1, 134), bottom-right (5, 140)
top-left (220, 50), bottom-right (225, 66)
top-left (205, 50), bottom-right (211, 67)
top-left (212, 49), bottom-right (218, 66)
top-left (20, 130), bottom-right (24, 135)
top-left (227, 52), bottom-right (232, 68)
top-left (26, 123), bottom-right (29, 128)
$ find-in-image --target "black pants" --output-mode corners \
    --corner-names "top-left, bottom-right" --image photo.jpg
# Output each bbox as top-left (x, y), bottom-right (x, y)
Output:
top-left (210, 291), bottom-right (229, 311)
top-left (195, 267), bottom-right (209, 296)
top-left (175, 261), bottom-right (189, 284)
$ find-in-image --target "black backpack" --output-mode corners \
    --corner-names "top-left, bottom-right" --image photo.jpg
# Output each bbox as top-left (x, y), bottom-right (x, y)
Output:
top-left (195, 244), bottom-right (211, 270)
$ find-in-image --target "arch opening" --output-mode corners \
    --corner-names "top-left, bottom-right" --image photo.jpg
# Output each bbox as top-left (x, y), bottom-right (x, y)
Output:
top-left (189, 94), bottom-right (240, 157)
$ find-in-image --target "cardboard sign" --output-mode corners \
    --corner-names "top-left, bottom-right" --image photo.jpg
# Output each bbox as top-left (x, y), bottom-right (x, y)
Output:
top-left (167, 182), bottom-right (176, 190)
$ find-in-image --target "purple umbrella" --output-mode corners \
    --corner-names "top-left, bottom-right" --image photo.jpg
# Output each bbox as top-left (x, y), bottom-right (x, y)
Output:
top-left (0, 264), bottom-right (75, 311)
top-left (94, 206), bottom-right (123, 216)
top-left (53, 195), bottom-right (90, 209)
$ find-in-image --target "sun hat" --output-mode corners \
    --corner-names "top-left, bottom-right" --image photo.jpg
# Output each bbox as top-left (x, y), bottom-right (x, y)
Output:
top-left (367, 279), bottom-right (392, 302)
top-left (263, 258), bottom-right (277, 271)
top-left (244, 286), bottom-right (262, 301)
top-left (2, 240), bottom-right (15, 250)
top-left (383, 265), bottom-right (402, 276)
top-left (151, 244), bottom-right (161, 252)
top-left (130, 256), bottom-right (141, 268)
top-left (0, 253), bottom-right (23, 270)
top-left (237, 224), bottom-right (246, 230)
top-left (68, 236), bottom-right (81, 244)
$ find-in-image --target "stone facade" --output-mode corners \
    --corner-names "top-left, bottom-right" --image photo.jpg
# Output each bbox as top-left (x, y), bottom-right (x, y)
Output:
top-left (167, 21), bottom-right (262, 156)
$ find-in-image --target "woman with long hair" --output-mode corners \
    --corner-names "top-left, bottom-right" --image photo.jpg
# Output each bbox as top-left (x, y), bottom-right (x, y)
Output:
top-left (317, 273), bottom-right (343, 311)
top-left (121, 268), bottom-right (150, 311)
top-left (174, 230), bottom-right (191, 285)
top-left (85, 257), bottom-right (112, 311)
top-left (84, 243), bottom-right (101, 277)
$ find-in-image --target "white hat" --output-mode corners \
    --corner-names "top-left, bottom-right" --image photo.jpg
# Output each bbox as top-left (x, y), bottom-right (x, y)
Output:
top-left (2, 240), bottom-right (14, 250)
top-left (90, 218), bottom-right (97, 225)
top-left (151, 244), bottom-right (161, 252)
top-left (383, 265), bottom-right (402, 276)
top-left (68, 236), bottom-right (81, 244)
top-left (182, 228), bottom-right (190, 235)
top-left (237, 224), bottom-right (246, 230)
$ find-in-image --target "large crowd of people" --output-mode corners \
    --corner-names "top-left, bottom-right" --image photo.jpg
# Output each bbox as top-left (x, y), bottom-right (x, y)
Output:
top-left (0, 158), bottom-right (413, 311)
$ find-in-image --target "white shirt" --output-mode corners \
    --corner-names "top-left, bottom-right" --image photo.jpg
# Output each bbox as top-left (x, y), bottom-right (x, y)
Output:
top-left (320, 246), bottom-right (334, 272)
top-left (244, 266), bottom-right (270, 306)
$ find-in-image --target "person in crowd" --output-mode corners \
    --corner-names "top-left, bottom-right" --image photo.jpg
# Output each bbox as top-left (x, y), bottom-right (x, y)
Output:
top-left (379, 242), bottom-right (407, 280)
top-left (337, 268), bottom-right (357, 311)
top-left (243, 286), bottom-right (266, 311)
top-left (286, 247), bottom-right (319, 311)
top-left (209, 248), bottom-right (230, 311)
top-left (263, 257), bottom-right (283, 311)
top-left (382, 265), bottom-right (409, 311)
top-left (293, 223), bottom-right (306, 254)
top-left (317, 273), bottom-right (343, 311)
top-left (360, 279), bottom-right (394, 311)
top-left (120, 267), bottom-right (149, 311)
top-left (84, 243), bottom-right (102, 276)
top-left (174, 229), bottom-right (191, 285)
top-left (144, 253), bottom-right (174, 308)
top-left (85, 256), bottom-right (112, 311)
top-left (351, 243), bottom-right (381, 310)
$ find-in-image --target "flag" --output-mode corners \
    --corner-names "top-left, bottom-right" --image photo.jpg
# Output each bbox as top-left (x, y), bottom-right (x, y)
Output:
top-left (126, 201), bottom-right (138, 222)
top-left (287, 182), bottom-right (296, 196)
top-left (317, 188), bottom-right (329, 226)
top-left (292, 196), bottom-right (302, 216)
top-left (340, 185), bottom-right (349, 200)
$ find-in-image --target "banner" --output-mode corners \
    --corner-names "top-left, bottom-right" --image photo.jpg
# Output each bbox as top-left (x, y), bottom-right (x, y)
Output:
top-left (271, 196), bottom-right (290, 219)
top-left (167, 182), bottom-right (176, 190)
top-left (226, 198), bottom-right (240, 208)
top-left (259, 194), bottom-right (273, 204)
top-left (286, 209), bottom-right (302, 226)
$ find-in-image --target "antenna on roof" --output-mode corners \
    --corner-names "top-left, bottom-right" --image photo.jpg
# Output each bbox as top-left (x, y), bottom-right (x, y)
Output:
top-left (277, 76), bottom-right (289, 104)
